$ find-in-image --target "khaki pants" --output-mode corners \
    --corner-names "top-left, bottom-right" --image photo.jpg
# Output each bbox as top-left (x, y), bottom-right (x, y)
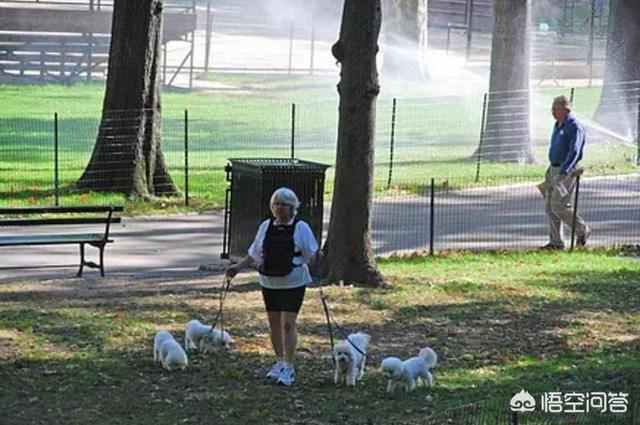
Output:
top-left (540, 166), bottom-right (588, 247)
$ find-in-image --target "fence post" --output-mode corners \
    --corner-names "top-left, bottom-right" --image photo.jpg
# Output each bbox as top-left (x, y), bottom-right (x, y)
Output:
top-left (204, 0), bottom-right (213, 73)
top-left (561, 0), bottom-right (567, 35)
top-left (189, 2), bottom-right (195, 89)
top-left (570, 87), bottom-right (575, 104)
top-left (587, 0), bottom-right (596, 87)
top-left (429, 178), bottom-right (435, 256)
top-left (87, 33), bottom-right (93, 82)
top-left (87, 0), bottom-right (94, 82)
top-left (510, 411), bottom-right (518, 425)
top-left (290, 103), bottom-right (296, 159)
top-left (386, 98), bottom-right (397, 190)
top-left (570, 175), bottom-right (581, 251)
top-left (288, 19), bottom-right (294, 75)
top-left (162, 44), bottom-right (167, 85)
top-left (310, 12), bottom-right (316, 75)
top-left (465, 0), bottom-right (475, 61)
top-left (184, 109), bottom-right (189, 207)
top-left (475, 93), bottom-right (488, 183)
top-left (54, 112), bottom-right (59, 206)
top-left (636, 89), bottom-right (640, 165)
top-left (569, 0), bottom-right (575, 29)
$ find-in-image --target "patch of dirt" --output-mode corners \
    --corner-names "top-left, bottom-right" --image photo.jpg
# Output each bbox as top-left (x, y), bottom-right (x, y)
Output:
top-left (0, 329), bottom-right (21, 360)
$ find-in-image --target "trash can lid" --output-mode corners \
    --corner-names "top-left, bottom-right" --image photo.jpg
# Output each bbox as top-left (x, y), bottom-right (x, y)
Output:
top-left (227, 158), bottom-right (330, 171)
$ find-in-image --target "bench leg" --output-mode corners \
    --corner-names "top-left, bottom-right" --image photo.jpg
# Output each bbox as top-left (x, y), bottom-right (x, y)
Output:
top-left (77, 243), bottom-right (85, 277)
top-left (99, 243), bottom-right (105, 277)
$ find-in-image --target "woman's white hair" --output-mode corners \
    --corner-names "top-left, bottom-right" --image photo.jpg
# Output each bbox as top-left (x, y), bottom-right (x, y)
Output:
top-left (270, 187), bottom-right (300, 217)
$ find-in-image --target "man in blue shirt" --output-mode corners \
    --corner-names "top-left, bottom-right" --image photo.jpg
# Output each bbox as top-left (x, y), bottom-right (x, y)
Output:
top-left (541, 95), bottom-right (590, 249)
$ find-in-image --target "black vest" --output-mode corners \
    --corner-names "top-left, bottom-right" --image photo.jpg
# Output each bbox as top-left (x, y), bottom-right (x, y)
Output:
top-left (258, 218), bottom-right (302, 277)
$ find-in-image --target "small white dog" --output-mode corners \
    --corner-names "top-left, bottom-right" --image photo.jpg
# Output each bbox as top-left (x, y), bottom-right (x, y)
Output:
top-left (380, 347), bottom-right (437, 393)
top-left (332, 332), bottom-right (371, 386)
top-left (185, 319), bottom-right (232, 354)
top-left (153, 330), bottom-right (188, 371)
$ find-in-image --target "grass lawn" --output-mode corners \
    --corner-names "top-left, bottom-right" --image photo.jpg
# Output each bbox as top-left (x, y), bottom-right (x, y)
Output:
top-left (1, 78), bottom-right (638, 213)
top-left (1, 250), bottom-right (638, 424)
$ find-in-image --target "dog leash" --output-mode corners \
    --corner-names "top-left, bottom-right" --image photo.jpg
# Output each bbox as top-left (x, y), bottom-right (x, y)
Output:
top-left (310, 253), bottom-right (368, 363)
top-left (210, 275), bottom-right (231, 335)
top-left (316, 283), bottom-right (368, 361)
top-left (317, 285), bottom-right (337, 365)
top-left (308, 253), bottom-right (337, 365)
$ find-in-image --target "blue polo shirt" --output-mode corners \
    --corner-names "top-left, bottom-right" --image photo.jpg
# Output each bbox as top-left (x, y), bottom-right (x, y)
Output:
top-left (548, 113), bottom-right (585, 175)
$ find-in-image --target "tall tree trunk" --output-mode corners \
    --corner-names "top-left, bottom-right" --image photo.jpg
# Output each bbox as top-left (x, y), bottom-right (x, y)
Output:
top-left (76, 0), bottom-right (179, 198)
top-left (323, 0), bottom-right (386, 287)
top-left (382, 0), bottom-right (428, 82)
top-left (594, 0), bottom-right (640, 140)
top-left (475, 0), bottom-right (535, 164)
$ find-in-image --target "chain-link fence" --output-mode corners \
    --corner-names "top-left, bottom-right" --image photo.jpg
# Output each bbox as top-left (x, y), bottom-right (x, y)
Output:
top-left (1, 0), bottom-right (614, 87)
top-left (2, 85), bottom-right (639, 194)
top-left (0, 0), bottom-right (198, 86)
top-left (369, 174), bottom-right (640, 255)
top-left (1, 85), bottom-right (639, 252)
top-left (437, 0), bottom-right (609, 75)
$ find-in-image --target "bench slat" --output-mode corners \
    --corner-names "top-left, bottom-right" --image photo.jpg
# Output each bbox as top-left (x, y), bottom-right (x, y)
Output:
top-left (0, 234), bottom-right (111, 246)
top-left (0, 217), bottom-right (122, 226)
top-left (0, 206), bottom-right (124, 214)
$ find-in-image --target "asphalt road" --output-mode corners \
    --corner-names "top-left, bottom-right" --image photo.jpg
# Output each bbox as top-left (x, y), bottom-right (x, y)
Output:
top-left (1, 176), bottom-right (638, 282)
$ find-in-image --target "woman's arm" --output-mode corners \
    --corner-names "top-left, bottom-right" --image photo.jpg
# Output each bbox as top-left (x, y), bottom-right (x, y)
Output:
top-left (309, 249), bottom-right (323, 269)
top-left (227, 220), bottom-right (269, 280)
top-left (225, 255), bottom-right (254, 279)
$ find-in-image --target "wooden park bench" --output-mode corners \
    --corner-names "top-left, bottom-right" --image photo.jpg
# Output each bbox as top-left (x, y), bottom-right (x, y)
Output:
top-left (0, 206), bottom-right (123, 277)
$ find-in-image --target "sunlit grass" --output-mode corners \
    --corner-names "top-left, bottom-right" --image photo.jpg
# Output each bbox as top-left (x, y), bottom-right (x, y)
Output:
top-left (1, 82), bottom-right (637, 213)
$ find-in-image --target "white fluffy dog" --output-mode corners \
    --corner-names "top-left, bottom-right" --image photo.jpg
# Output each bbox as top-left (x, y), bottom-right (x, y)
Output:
top-left (332, 332), bottom-right (371, 386)
top-left (153, 330), bottom-right (188, 371)
top-left (185, 319), bottom-right (232, 354)
top-left (380, 347), bottom-right (437, 393)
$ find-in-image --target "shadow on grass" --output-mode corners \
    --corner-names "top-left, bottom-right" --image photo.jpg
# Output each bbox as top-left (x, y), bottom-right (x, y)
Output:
top-left (0, 265), bottom-right (639, 424)
top-left (1, 339), bottom-right (638, 425)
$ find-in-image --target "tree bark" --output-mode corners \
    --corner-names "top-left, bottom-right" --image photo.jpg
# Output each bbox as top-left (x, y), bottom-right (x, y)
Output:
top-left (323, 0), bottom-right (386, 287)
top-left (475, 0), bottom-right (535, 164)
top-left (382, 0), bottom-right (428, 82)
top-left (76, 0), bottom-right (179, 198)
top-left (594, 0), bottom-right (640, 140)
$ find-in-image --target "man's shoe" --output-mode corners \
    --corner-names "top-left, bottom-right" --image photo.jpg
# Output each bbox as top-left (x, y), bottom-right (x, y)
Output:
top-left (540, 243), bottom-right (565, 251)
top-left (576, 228), bottom-right (591, 247)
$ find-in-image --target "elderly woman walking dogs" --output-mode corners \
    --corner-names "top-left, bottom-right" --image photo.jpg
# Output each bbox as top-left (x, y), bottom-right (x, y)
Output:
top-left (226, 187), bottom-right (322, 387)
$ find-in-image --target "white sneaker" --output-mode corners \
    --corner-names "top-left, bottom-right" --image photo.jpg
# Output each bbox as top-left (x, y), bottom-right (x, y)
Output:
top-left (265, 361), bottom-right (285, 381)
top-left (276, 366), bottom-right (296, 387)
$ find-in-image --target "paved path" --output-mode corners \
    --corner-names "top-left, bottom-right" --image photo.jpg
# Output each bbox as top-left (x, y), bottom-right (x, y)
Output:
top-left (372, 175), bottom-right (640, 254)
top-left (1, 176), bottom-right (638, 282)
top-left (0, 214), bottom-right (225, 282)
